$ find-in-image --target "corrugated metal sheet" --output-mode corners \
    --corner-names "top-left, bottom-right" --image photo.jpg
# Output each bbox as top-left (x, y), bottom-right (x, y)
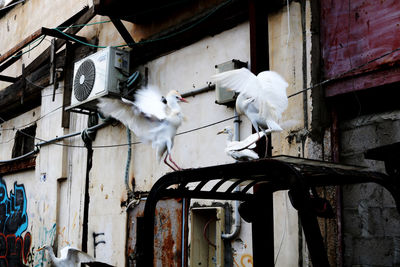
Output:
top-left (321, 0), bottom-right (400, 96)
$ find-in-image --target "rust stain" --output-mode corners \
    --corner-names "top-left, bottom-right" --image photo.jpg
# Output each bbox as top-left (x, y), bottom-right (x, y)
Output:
top-left (161, 210), bottom-right (175, 266)
top-left (72, 212), bottom-right (77, 229)
top-left (240, 254), bottom-right (253, 267)
top-left (126, 199), bottom-right (183, 266)
top-left (137, 210), bottom-right (144, 217)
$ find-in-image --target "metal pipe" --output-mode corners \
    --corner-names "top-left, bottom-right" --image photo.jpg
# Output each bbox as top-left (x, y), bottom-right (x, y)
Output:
top-left (181, 198), bottom-right (186, 267)
top-left (181, 84), bottom-right (215, 98)
top-left (221, 109), bottom-right (242, 240)
top-left (0, 147), bottom-right (39, 164)
top-left (36, 120), bottom-right (110, 147)
top-left (0, 121), bottom-right (110, 164)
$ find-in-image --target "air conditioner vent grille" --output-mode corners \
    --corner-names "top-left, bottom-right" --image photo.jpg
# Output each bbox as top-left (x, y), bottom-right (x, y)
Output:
top-left (73, 59), bottom-right (96, 101)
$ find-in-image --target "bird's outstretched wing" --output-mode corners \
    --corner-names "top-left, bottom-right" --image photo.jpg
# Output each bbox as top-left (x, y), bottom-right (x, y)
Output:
top-left (211, 68), bottom-right (261, 96)
top-left (256, 71), bottom-right (288, 122)
top-left (212, 68), bottom-right (288, 123)
top-left (133, 85), bottom-right (167, 120)
top-left (97, 97), bottom-right (163, 144)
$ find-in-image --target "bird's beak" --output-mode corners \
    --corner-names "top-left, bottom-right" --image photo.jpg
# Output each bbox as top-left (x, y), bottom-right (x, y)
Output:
top-left (217, 130), bottom-right (225, 135)
top-left (37, 247), bottom-right (44, 252)
top-left (179, 97), bottom-right (188, 103)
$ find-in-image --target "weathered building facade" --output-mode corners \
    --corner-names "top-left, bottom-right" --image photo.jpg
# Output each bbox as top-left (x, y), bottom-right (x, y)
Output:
top-left (1, 0), bottom-right (399, 266)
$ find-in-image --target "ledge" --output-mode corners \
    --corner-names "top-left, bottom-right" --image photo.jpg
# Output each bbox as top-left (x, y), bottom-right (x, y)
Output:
top-left (0, 156), bottom-right (36, 175)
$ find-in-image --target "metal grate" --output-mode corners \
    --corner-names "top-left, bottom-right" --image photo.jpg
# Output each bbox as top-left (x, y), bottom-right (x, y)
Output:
top-left (134, 156), bottom-right (399, 267)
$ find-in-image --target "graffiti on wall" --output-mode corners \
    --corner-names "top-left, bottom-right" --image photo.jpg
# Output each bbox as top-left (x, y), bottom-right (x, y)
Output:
top-left (0, 178), bottom-right (31, 266)
top-left (34, 223), bottom-right (57, 267)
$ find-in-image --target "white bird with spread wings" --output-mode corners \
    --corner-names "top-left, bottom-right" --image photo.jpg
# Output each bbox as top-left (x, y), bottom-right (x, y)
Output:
top-left (97, 85), bottom-right (187, 171)
top-left (212, 68), bottom-right (289, 138)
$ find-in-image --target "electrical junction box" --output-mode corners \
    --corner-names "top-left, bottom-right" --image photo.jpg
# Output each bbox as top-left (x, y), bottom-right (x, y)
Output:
top-left (67, 46), bottom-right (130, 112)
top-left (214, 59), bottom-right (248, 106)
top-left (190, 207), bottom-right (225, 267)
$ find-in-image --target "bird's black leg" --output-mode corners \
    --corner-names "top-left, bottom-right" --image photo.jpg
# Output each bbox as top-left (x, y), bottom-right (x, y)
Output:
top-left (260, 127), bottom-right (269, 158)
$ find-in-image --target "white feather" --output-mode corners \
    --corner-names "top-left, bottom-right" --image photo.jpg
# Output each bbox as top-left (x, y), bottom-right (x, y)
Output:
top-left (97, 86), bottom-right (186, 169)
top-left (227, 131), bottom-right (264, 151)
top-left (133, 85), bottom-right (167, 120)
top-left (218, 126), bottom-right (263, 161)
top-left (212, 68), bottom-right (288, 133)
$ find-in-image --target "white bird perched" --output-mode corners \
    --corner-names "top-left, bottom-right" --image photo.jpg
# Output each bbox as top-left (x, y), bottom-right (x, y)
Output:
top-left (217, 126), bottom-right (265, 161)
top-left (37, 245), bottom-right (113, 267)
top-left (97, 85), bottom-right (187, 171)
top-left (212, 68), bottom-right (288, 138)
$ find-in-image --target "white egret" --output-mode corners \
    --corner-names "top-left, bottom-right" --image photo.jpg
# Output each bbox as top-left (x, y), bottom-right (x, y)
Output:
top-left (212, 68), bottom-right (288, 139)
top-left (97, 85), bottom-right (187, 171)
top-left (37, 245), bottom-right (113, 266)
top-left (218, 126), bottom-right (265, 161)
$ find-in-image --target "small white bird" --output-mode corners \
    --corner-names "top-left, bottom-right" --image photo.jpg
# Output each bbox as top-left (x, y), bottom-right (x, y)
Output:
top-left (37, 245), bottom-right (112, 267)
top-left (212, 68), bottom-right (288, 139)
top-left (217, 126), bottom-right (265, 161)
top-left (97, 85), bottom-right (187, 171)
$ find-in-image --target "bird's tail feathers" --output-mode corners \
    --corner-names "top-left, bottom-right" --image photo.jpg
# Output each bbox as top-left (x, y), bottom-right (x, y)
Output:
top-left (278, 119), bottom-right (301, 131)
top-left (265, 119), bottom-right (283, 132)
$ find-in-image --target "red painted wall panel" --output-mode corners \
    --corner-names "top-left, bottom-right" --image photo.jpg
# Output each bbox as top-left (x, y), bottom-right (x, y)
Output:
top-left (321, 0), bottom-right (400, 96)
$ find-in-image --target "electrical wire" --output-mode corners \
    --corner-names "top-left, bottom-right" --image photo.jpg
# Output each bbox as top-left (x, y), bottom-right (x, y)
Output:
top-left (13, 115), bottom-right (239, 149)
top-left (3, 44), bottom-right (400, 136)
top-left (203, 217), bottom-right (217, 248)
top-left (0, 136), bottom-right (15, 145)
top-left (12, 35), bottom-right (47, 59)
top-left (287, 46), bottom-right (400, 99)
top-left (3, 0), bottom-right (398, 100)
top-left (55, 20), bottom-right (112, 30)
top-left (0, 105), bottom-right (63, 131)
top-left (51, 0), bottom-right (233, 49)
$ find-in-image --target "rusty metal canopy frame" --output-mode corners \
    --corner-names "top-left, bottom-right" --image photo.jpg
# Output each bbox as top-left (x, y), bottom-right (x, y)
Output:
top-left (135, 156), bottom-right (399, 267)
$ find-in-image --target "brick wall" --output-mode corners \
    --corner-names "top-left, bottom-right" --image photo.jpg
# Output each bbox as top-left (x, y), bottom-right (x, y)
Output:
top-left (340, 111), bottom-right (400, 266)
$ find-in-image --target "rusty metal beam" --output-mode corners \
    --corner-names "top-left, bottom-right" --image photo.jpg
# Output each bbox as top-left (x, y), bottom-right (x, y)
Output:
top-left (0, 5), bottom-right (88, 65)
top-left (41, 27), bottom-right (88, 43)
top-left (0, 6), bottom-right (94, 74)
top-left (131, 0), bottom-right (248, 66)
top-left (61, 41), bottom-right (74, 128)
top-left (0, 28), bottom-right (43, 69)
top-left (0, 156), bottom-right (36, 175)
top-left (25, 6), bottom-right (96, 75)
top-left (110, 18), bottom-right (135, 47)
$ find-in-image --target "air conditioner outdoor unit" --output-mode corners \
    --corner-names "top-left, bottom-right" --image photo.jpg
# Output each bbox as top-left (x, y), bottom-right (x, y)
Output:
top-left (67, 46), bottom-right (130, 112)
